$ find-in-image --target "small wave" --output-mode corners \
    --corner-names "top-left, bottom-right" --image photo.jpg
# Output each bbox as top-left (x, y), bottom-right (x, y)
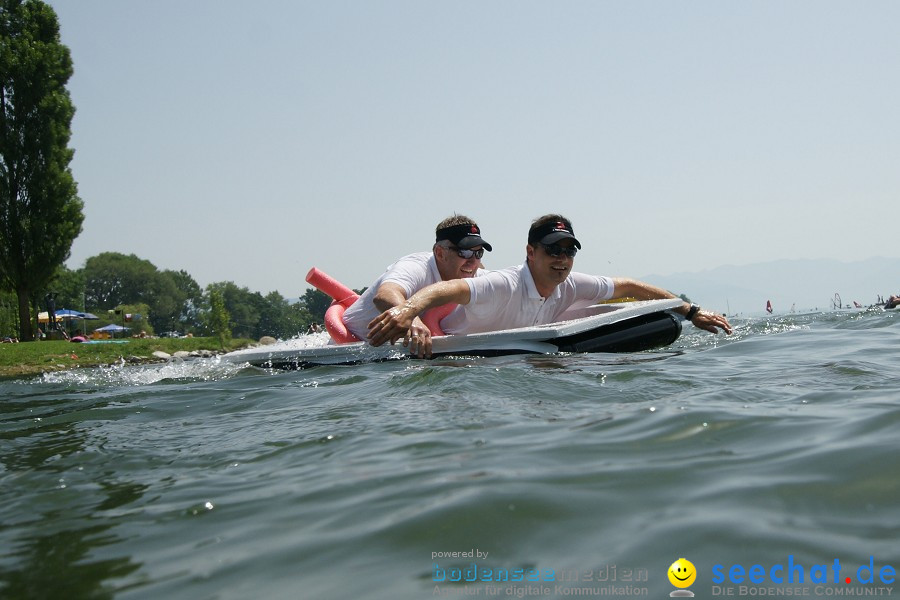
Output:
top-left (37, 355), bottom-right (247, 387)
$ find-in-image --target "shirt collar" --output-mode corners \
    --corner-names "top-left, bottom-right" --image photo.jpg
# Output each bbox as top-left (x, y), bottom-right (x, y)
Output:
top-left (521, 261), bottom-right (561, 301)
top-left (427, 253), bottom-right (442, 281)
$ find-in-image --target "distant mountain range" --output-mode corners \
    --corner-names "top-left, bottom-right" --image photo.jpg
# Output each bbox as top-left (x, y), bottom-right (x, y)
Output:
top-left (641, 257), bottom-right (899, 316)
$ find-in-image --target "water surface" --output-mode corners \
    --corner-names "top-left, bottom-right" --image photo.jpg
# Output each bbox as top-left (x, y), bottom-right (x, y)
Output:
top-left (2, 309), bottom-right (899, 599)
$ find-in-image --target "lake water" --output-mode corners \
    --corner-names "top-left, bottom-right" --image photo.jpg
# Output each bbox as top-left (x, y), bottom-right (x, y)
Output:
top-left (2, 308), bottom-right (899, 600)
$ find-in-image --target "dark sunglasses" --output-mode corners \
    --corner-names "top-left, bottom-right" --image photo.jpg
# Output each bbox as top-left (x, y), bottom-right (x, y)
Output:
top-left (540, 243), bottom-right (578, 258)
top-left (449, 246), bottom-right (485, 260)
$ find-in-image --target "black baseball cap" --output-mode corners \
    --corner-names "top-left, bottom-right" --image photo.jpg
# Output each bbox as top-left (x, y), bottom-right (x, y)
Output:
top-left (436, 223), bottom-right (493, 251)
top-left (528, 220), bottom-right (581, 249)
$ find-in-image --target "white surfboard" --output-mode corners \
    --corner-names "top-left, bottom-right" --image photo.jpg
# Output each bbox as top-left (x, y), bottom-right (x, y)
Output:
top-left (222, 299), bottom-right (684, 369)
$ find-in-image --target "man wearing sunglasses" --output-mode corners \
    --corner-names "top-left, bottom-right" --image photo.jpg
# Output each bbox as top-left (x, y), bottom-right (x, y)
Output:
top-left (368, 214), bottom-right (732, 356)
top-left (341, 215), bottom-right (492, 354)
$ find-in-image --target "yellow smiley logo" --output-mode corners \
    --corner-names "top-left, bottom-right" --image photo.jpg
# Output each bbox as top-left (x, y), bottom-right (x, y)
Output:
top-left (668, 558), bottom-right (697, 588)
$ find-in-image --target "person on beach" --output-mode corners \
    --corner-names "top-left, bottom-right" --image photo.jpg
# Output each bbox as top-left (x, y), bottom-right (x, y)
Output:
top-left (367, 214), bottom-right (733, 357)
top-left (341, 214), bottom-right (492, 356)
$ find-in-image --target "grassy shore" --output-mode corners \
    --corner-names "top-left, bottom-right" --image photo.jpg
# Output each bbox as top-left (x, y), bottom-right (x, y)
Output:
top-left (0, 337), bottom-right (253, 379)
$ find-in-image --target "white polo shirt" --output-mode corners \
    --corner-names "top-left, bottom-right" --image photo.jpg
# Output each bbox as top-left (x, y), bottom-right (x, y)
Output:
top-left (344, 252), bottom-right (493, 340)
top-left (341, 252), bottom-right (443, 340)
top-left (439, 262), bottom-right (615, 335)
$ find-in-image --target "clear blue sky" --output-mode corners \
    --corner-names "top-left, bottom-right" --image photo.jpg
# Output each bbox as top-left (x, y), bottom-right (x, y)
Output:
top-left (48, 1), bottom-right (900, 301)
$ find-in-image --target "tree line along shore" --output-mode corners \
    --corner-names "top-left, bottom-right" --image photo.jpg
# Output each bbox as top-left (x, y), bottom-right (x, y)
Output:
top-left (1, 251), bottom-right (338, 345)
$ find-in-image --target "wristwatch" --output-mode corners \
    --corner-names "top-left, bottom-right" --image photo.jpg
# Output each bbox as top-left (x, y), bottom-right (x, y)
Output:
top-left (685, 304), bottom-right (700, 320)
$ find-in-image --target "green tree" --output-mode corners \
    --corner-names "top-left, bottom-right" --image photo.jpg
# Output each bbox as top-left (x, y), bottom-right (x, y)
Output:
top-left (207, 288), bottom-right (230, 349)
top-left (0, 0), bottom-right (84, 340)
top-left (82, 252), bottom-right (157, 309)
top-left (161, 269), bottom-right (202, 333)
top-left (0, 288), bottom-right (15, 337)
top-left (144, 269), bottom-right (181, 333)
top-left (257, 291), bottom-right (314, 339)
top-left (82, 253), bottom-right (205, 334)
top-left (206, 281), bottom-right (265, 339)
top-left (100, 302), bottom-right (151, 336)
top-left (44, 264), bottom-right (84, 310)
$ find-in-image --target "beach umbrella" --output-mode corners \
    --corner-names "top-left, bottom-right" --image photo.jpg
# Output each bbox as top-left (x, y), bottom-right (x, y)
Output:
top-left (56, 309), bottom-right (85, 319)
top-left (94, 323), bottom-right (130, 338)
top-left (55, 309), bottom-right (100, 320)
top-left (53, 309), bottom-right (100, 335)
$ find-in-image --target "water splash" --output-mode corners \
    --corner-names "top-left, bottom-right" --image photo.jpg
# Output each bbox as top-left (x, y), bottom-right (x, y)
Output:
top-left (36, 354), bottom-right (247, 387)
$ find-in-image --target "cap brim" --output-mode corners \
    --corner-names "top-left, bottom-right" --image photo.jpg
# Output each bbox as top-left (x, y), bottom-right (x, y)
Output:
top-left (456, 236), bottom-right (492, 251)
top-left (540, 232), bottom-right (581, 249)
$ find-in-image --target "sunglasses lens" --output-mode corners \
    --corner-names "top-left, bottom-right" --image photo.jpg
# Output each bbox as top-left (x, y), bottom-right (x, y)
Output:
top-left (456, 248), bottom-right (484, 259)
top-left (542, 244), bottom-right (576, 258)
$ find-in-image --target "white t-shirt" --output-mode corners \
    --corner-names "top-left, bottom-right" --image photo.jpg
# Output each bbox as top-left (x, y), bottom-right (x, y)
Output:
top-left (342, 252), bottom-right (444, 341)
top-left (439, 262), bottom-right (615, 335)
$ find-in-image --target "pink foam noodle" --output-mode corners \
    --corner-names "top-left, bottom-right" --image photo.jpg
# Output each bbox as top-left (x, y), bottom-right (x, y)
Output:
top-left (323, 302), bottom-right (361, 344)
top-left (306, 267), bottom-right (362, 344)
top-left (421, 303), bottom-right (455, 337)
top-left (306, 267), bottom-right (359, 307)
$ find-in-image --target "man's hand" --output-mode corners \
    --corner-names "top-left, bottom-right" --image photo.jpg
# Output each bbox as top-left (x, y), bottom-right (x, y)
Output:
top-left (690, 310), bottom-right (733, 335)
top-left (368, 306), bottom-right (434, 357)
top-left (406, 316), bottom-right (433, 358)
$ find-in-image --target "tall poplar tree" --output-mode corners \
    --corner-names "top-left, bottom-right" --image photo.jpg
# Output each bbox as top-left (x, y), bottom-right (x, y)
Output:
top-left (0, 0), bottom-right (83, 340)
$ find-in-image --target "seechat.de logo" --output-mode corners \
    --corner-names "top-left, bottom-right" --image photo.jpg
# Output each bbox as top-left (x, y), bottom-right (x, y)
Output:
top-left (711, 555), bottom-right (897, 586)
top-left (668, 558), bottom-right (696, 597)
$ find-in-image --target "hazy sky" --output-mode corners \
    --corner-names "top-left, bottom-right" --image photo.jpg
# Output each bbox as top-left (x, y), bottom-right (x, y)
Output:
top-left (47, 1), bottom-right (900, 300)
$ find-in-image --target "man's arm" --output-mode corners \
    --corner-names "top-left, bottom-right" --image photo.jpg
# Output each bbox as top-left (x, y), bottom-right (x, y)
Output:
top-left (371, 281), bottom-right (435, 356)
top-left (612, 278), bottom-right (733, 334)
top-left (367, 279), bottom-right (472, 352)
top-left (371, 282), bottom-right (410, 313)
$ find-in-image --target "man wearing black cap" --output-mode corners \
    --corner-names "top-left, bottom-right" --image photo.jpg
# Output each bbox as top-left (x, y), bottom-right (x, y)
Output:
top-left (341, 214), bottom-right (492, 354)
top-left (368, 213), bottom-right (731, 355)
